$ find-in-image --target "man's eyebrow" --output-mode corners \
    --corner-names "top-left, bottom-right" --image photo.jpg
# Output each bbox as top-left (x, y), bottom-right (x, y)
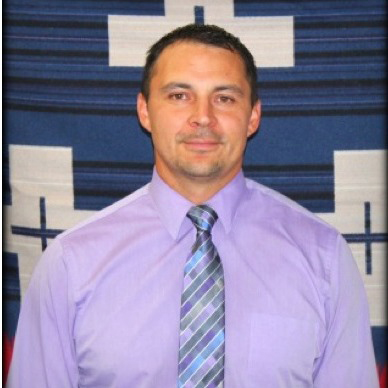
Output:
top-left (160, 82), bottom-right (192, 92)
top-left (160, 83), bottom-right (245, 96)
top-left (214, 85), bottom-right (245, 96)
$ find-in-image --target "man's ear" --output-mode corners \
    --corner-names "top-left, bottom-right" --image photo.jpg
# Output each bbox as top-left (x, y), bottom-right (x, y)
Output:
top-left (247, 100), bottom-right (261, 138)
top-left (137, 93), bottom-right (151, 132)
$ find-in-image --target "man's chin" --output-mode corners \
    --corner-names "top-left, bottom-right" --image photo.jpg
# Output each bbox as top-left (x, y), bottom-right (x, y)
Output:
top-left (178, 164), bottom-right (222, 181)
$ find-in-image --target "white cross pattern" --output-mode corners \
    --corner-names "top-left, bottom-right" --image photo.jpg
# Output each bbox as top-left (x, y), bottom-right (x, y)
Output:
top-left (4, 145), bottom-right (94, 297)
top-left (108, 0), bottom-right (294, 67)
top-left (4, 146), bottom-right (386, 326)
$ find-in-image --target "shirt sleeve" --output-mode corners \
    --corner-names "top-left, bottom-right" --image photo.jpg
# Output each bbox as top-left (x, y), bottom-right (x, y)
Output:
top-left (313, 234), bottom-right (379, 387)
top-left (6, 238), bottom-right (79, 388)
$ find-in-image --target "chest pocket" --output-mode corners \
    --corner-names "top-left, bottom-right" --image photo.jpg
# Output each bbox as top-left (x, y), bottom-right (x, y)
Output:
top-left (248, 313), bottom-right (318, 388)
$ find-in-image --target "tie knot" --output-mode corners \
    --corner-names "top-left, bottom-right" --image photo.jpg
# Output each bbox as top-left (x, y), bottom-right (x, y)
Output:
top-left (187, 204), bottom-right (218, 233)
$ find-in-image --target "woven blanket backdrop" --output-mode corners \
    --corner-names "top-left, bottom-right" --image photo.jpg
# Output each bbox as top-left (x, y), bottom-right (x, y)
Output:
top-left (3, 0), bottom-right (387, 385)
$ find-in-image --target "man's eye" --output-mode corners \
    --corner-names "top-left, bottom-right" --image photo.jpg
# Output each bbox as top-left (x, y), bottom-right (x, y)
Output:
top-left (169, 93), bottom-right (187, 100)
top-left (217, 95), bottom-right (235, 104)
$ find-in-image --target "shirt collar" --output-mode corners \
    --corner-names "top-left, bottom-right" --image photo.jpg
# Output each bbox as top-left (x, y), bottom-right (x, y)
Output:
top-left (149, 168), bottom-right (247, 240)
top-left (206, 171), bottom-right (247, 234)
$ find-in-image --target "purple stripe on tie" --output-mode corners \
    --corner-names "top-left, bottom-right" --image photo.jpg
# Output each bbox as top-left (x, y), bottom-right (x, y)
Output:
top-left (179, 314), bottom-right (224, 371)
top-left (181, 277), bottom-right (224, 330)
top-left (211, 365), bottom-right (224, 387)
top-left (191, 315), bottom-right (224, 354)
top-left (179, 205), bottom-right (224, 387)
top-left (190, 344), bottom-right (225, 385)
top-left (185, 245), bottom-right (215, 281)
top-left (184, 249), bottom-right (215, 288)
top-left (186, 247), bottom-right (215, 281)
top-left (182, 253), bottom-right (218, 304)
top-left (184, 260), bottom-right (221, 303)
top-left (181, 292), bottom-right (224, 351)
top-left (180, 307), bottom-right (212, 345)
top-left (191, 230), bottom-right (210, 251)
top-left (181, 336), bottom-right (224, 386)
top-left (181, 275), bottom-right (216, 316)
top-left (180, 289), bottom-right (224, 344)
top-left (185, 234), bottom-right (212, 273)
top-left (179, 329), bottom-right (224, 382)
top-left (178, 352), bottom-right (195, 374)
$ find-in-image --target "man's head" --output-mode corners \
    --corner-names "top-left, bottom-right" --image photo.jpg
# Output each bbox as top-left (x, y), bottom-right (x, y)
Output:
top-left (137, 24), bottom-right (261, 203)
top-left (141, 24), bottom-right (258, 107)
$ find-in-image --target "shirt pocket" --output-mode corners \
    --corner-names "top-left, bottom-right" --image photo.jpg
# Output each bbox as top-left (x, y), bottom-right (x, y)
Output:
top-left (247, 313), bottom-right (318, 388)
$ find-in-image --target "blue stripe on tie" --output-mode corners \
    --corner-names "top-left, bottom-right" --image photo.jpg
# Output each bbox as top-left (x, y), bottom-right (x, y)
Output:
top-left (179, 330), bottom-right (225, 384)
top-left (179, 311), bottom-right (225, 364)
top-left (180, 276), bottom-right (224, 331)
top-left (179, 205), bottom-right (224, 386)
top-left (184, 240), bottom-right (212, 273)
top-left (191, 349), bottom-right (225, 386)
top-left (182, 254), bottom-right (219, 304)
top-left (181, 262), bottom-right (222, 318)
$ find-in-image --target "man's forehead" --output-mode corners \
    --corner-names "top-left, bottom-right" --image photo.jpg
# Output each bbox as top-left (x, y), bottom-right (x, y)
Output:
top-left (157, 40), bottom-right (235, 59)
top-left (151, 41), bottom-right (244, 77)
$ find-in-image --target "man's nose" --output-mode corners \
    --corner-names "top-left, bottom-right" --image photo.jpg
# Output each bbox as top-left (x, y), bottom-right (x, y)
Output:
top-left (189, 98), bottom-right (216, 128)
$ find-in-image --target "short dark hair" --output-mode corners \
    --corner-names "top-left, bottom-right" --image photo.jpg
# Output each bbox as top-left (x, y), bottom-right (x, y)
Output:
top-left (140, 24), bottom-right (258, 106)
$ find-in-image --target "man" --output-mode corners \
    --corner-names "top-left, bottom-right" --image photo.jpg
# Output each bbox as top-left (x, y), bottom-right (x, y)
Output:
top-left (8, 24), bottom-right (378, 387)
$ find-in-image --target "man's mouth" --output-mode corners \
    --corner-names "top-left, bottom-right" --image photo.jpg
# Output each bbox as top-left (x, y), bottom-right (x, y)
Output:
top-left (183, 139), bottom-right (221, 151)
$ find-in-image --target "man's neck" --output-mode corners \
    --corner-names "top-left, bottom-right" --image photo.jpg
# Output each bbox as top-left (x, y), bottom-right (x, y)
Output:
top-left (155, 166), bottom-right (240, 204)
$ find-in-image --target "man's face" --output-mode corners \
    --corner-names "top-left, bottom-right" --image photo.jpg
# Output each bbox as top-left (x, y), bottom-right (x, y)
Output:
top-left (137, 41), bottom-right (261, 189)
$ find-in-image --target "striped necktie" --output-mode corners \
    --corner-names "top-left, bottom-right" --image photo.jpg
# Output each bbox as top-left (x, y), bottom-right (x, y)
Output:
top-left (178, 204), bottom-right (225, 387)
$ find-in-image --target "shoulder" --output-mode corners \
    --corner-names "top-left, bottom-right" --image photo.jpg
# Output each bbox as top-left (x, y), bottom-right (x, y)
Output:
top-left (33, 182), bottom-right (157, 292)
top-left (58, 182), bottom-right (153, 244)
top-left (242, 177), bottom-right (344, 278)
top-left (244, 177), bottom-right (337, 232)
top-left (39, 182), bottom-right (155, 271)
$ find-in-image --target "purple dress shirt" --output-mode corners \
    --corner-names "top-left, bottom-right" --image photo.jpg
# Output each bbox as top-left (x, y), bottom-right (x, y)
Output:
top-left (8, 169), bottom-right (378, 387)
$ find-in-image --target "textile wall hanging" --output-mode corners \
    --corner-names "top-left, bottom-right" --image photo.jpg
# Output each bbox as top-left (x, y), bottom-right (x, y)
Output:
top-left (3, 0), bottom-right (386, 385)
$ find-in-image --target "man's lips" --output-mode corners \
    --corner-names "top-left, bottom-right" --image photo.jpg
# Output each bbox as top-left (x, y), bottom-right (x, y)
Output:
top-left (183, 140), bottom-right (221, 151)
